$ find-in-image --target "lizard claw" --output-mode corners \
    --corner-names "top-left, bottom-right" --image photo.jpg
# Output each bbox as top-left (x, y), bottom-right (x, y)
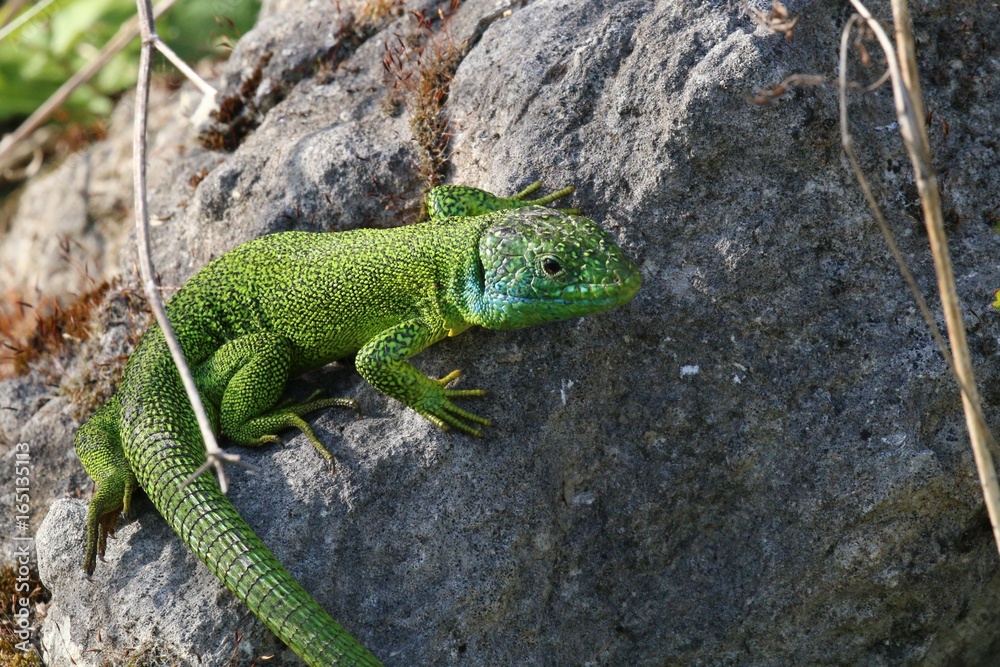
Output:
top-left (516, 183), bottom-right (575, 208)
top-left (423, 407), bottom-right (491, 437)
top-left (422, 370), bottom-right (491, 436)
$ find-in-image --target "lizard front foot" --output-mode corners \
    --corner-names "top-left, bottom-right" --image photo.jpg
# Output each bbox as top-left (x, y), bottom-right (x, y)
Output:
top-left (510, 181), bottom-right (581, 214)
top-left (418, 370), bottom-right (492, 437)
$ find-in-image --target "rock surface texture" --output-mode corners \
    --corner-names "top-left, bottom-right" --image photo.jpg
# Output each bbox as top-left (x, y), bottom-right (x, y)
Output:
top-left (4, 0), bottom-right (1000, 664)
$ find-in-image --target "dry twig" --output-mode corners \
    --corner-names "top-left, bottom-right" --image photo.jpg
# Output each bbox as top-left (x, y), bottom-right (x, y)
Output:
top-left (132, 0), bottom-right (250, 492)
top-left (0, 0), bottom-right (28, 31)
top-left (749, 0), bottom-right (799, 39)
top-left (839, 0), bottom-right (1000, 554)
top-left (0, 0), bottom-right (66, 41)
top-left (749, 74), bottom-right (826, 105)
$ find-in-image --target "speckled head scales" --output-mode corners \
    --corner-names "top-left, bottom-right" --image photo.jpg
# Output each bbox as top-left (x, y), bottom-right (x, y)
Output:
top-left (474, 207), bottom-right (641, 329)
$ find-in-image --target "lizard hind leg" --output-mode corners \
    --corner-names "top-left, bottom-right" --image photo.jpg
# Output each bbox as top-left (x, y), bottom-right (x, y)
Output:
top-left (74, 395), bottom-right (139, 576)
top-left (231, 396), bottom-right (359, 465)
top-left (198, 332), bottom-right (356, 465)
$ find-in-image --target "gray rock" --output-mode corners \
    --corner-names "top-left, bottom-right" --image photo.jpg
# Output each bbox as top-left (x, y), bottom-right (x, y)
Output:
top-left (38, 497), bottom-right (286, 665)
top-left (0, 389), bottom-right (87, 563)
top-left (13, 0), bottom-right (1000, 665)
top-left (0, 374), bottom-right (46, 450)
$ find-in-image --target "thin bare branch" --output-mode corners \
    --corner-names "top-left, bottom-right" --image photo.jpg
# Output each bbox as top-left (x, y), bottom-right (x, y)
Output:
top-left (132, 0), bottom-right (253, 492)
top-left (840, 0), bottom-right (1000, 555)
top-left (0, 0), bottom-right (180, 173)
top-left (0, 0), bottom-right (28, 31)
top-left (886, 0), bottom-right (1000, 556)
top-left (2, 127), bottom-right (52, 181)
top-left (154, 38), bottom-right (217, 97)
top-left (889, 1), bottom-right (925, 130)
top-left (0, 0), bottom-right (67, 43)
top-left (837, 17), bottom-right (951, 368)
top-left (749, 0), bottom-right (799, 39)
top-left (864, 66), bottom-right (892, 92)
top-left (749, 73), bottom-right (825, 104)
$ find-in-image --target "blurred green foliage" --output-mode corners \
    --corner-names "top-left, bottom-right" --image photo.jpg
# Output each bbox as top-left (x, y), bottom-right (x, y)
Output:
top-left (0, 0), bottom-right (260, 125)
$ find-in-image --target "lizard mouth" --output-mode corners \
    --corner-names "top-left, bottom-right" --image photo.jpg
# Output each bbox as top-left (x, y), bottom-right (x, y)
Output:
top-left (554, 270), bottom-right (641, 303)
top-left (491, 268), bottom-right (641, 309)
top-left (528, 266), bottom-right (642, 304)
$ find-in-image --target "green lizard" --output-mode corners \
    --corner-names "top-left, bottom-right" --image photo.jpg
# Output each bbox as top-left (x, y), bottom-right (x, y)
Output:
top-left (74, 182), bottom-right (641, 666)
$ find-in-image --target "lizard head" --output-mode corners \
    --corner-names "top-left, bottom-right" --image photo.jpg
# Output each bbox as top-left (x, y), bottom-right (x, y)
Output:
top-left (471, 207), bottom-right (641, 329)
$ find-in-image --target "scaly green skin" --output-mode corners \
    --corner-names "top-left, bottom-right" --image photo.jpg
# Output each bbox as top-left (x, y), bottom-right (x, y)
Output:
top-left (74, 183), bottom-right (641, 666)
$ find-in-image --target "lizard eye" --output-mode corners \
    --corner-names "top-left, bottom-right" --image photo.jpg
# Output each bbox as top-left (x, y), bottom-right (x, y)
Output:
top-left (540, 256), bottom-right (563, 277)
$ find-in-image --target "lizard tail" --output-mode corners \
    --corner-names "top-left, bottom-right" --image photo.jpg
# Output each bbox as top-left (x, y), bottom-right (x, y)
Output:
top-left (156, 473), bottom-right (382, 666)
top-left (118, 341), bottom-right (384, 667)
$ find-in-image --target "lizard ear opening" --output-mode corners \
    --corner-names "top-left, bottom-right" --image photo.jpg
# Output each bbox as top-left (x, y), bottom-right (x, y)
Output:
top-left (459, 249), bottom-right (492, 328)
top-left (472, 252), bottom-right (486, 295)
